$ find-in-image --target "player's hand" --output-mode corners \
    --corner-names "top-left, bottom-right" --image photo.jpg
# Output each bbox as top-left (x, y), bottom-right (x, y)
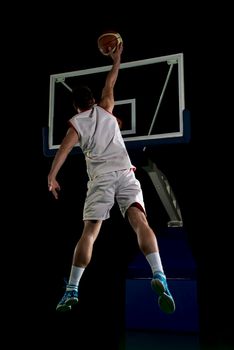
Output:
top-left (110, 42), bottom-right (123, 62)
top-left (48, 178), bottom-right (61, 199)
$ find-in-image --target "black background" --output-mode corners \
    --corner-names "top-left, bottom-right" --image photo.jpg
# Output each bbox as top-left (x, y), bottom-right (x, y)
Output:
top-left (5, 3), bottom-right (233, 350)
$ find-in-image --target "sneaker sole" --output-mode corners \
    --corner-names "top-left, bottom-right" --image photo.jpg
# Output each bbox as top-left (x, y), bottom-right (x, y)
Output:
top-left (56, 304), bottom-right (72, 312)
top-left (151, 278), bottom-right (165, 296)
top-left (65, 297), bottom-right (79, 307)
top-left (151, 279), bottom-right (175, 314)
top-left (56, 297), bottom-right (78, 312)
top-left (158, 292), bottom-right (176, 314)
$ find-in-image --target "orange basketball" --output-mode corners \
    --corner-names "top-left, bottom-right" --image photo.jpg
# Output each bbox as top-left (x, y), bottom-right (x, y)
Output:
top-left (97, 32), bottom-right (123, 56)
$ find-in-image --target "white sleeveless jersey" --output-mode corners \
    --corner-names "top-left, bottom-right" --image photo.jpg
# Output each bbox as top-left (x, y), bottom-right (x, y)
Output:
top-left (69, 105), bottom-right (134, 179)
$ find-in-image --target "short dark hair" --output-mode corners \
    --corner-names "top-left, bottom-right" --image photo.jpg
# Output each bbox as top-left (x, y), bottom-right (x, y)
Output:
top-left (72, 85), bottom-right (94, 110)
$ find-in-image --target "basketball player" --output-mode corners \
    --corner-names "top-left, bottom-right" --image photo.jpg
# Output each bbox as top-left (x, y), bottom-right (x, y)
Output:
top-left (48, 42), bottom-right (175, 314)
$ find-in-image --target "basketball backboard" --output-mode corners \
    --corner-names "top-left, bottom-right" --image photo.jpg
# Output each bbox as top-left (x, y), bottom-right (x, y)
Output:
top-left (43, 52), bottom-right (190, 156)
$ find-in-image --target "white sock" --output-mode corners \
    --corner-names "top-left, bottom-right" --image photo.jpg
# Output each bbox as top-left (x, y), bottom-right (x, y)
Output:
top-left (67, 266), bottom-right (85, 290)
top-left (146, 252), bottom-right (164, 276)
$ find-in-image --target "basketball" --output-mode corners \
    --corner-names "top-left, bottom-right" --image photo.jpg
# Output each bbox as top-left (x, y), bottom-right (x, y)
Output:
top-left (97, 32), bottom-right (123, 56)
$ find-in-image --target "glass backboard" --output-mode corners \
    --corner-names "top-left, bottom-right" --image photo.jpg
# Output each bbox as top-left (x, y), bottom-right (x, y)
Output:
top-left (43, 52), bottom-right (190, 156)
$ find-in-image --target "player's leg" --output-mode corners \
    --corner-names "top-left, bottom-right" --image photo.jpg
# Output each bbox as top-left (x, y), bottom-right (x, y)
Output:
top-left (56, 220), bottom-right (102, 312)
top-left (72, 220), bottom-right (103, 267)
top-left (126, 206), bottom-right (175, 314)
top-left (56, 174), bottom-right (115, 312)
top-left (126, 205), bottom-right (158, 254)
top-left (116, 169), bottom-right (175, 314)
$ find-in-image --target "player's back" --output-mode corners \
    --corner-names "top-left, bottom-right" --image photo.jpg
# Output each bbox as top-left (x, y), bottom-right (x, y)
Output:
top-left (70, 105), bottom-right (133, 179)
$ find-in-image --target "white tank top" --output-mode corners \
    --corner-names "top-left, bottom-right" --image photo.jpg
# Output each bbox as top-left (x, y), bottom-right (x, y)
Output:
top-left (69, 105), bottom-right (134, 179)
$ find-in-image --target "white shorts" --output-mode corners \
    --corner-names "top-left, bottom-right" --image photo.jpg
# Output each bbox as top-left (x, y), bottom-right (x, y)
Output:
top-left (83, 169), bottom-right (146, 221)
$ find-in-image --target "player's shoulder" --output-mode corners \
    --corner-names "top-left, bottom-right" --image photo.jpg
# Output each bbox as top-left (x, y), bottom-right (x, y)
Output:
top-left (97, 104), bottom-right (114, 116)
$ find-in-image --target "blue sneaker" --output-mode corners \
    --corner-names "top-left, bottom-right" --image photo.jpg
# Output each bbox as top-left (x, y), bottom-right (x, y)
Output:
top-left (56, 289), bottom-right (79, 312)
top-left (151, 272), bottom-right (175, 314)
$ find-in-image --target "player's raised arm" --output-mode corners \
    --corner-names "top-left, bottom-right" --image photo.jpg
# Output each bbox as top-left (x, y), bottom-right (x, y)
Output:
top-left (99, 43), bottom-right (123, 113)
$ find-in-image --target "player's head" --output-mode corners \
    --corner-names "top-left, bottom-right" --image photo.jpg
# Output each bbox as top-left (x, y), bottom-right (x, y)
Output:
top-left (72, 85), bottom-right (95, 111)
